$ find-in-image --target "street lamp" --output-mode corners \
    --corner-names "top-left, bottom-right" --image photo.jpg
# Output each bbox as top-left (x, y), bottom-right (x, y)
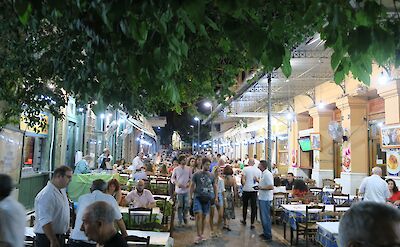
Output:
top-left (190, 125), bottom-right (195, 153)
top-left (204, 101), bottom-right (213, 152)
top-left (194, 117), bottom-right (200, 152)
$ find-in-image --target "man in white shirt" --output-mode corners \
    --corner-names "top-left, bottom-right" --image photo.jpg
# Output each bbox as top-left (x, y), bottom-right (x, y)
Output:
top-left (70, 179), bottom-right (127, 247)
top-left (171, 155), bottom-right (192, 226)
top-left (241, 159), bottom-right (262, 229)
top-left (129, 152), bottom-right (144, 172)
top-left (34, 166), bottom-right (73, 247)
top-left (359, 166), bottom-right (390, 203)
top-left (0, 174), bottom-right (26, 247)
top-left (257, 161), bottom-right (274, 242)
top-left (253, 155), bottom-right (260, 168)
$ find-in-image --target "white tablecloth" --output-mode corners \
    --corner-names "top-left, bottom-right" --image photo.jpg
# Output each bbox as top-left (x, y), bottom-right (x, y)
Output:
top-left (126, 230), bottom-right (172, 246)
top-left (119, 206), bottom-right (161, 215)
top-left (281, 204), bottom-right (338, 213)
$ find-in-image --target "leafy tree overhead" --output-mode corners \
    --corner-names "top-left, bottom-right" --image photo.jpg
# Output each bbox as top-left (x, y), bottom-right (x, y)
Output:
top-left (1, 0), bottom-right (399, 127)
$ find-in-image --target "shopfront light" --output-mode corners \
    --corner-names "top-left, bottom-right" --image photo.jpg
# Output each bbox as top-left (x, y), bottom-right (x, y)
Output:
top-left (100, 113), bottom-right (105, 119)
top-left (286, 112), bottom-right (294, 120)
top-left (378, 71), bottom-right (389, 85)
top-left (317, 102), bottom-right (325, 110)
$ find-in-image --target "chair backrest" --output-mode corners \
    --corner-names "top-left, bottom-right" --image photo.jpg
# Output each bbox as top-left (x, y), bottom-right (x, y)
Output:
top-left (322, 179), bottom-right (336, 188)
top-left (126, 235), bottom-right (150, 247)
top-left (305, 205), bottom-right (325, 222)
top-left (334, 204), bottom-right (350, 212)
top-left (273, 192), bottom-right (289, 208)
top-left (332, 193), bottom-right (350, 205)
top-left (318, 211), bottom-right (343, 222)
top-left (128, 207), bottom-right (153, 230)
top-left (154, 196), bottom-right (169, 227)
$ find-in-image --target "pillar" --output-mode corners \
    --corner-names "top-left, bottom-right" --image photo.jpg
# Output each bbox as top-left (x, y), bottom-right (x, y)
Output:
top-left (336, 96), bottom-right (368, 194)
top-left (309, 107), bottom-right (334, 187)
top-left (288, 114), bottom-right (311, 178)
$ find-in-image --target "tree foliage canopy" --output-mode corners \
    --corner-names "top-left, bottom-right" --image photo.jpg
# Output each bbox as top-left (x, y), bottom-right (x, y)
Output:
top-left (1, 0), bottom-right (399, 127)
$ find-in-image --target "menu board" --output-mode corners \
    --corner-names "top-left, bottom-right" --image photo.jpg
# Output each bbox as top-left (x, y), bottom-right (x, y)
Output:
top-left (0, 128), bottom-right (23, 184)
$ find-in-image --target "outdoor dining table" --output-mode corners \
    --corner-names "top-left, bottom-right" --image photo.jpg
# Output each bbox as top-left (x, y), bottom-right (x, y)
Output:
top-left (316, 221), bottom-right (339, 247)
top-left (280, 204), bottom-right (349, 244)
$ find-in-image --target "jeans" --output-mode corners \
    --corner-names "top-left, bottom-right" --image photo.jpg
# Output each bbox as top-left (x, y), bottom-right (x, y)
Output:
top-left (177, 192), bottom-right (190, 223)
top-left (259, 200), bottom-right (272, 239)
top-left (242, 191), bottom-right (258, 224)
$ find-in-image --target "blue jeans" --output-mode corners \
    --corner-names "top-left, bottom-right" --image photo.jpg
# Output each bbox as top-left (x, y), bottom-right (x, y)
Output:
top-left (177, 193), bottom-right (190, 223)
top-left (259, 200), bottom-right (272, 239)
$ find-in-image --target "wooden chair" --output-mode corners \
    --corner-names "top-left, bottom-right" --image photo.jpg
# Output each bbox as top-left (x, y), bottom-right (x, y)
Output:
top-left (318, 211), bottom-right (343, 222)
top-left (126, 235), bottom-right (150, 247)
top-left (128, 207), bottom-right (153, 230)
top-left (331, 193), bottom-right (350, 205)
top-left (272, 192), bottom-right (289, 224)
top-left (296, 205), bottom-right (325, 247)
top-left (309, 187), bottom-right (323, 202)
top-left (154, 196), bottom-right (170, 229)
top-left (334, 204), bottom-right (350, 212)
top-left (25, 236), bottom-right (34, 247)
top-left (304, 179), bottom-right (316, 187)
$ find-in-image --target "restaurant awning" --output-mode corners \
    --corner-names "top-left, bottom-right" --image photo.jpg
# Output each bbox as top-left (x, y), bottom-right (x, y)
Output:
top-left (126, 117), bottom-right (157, 139)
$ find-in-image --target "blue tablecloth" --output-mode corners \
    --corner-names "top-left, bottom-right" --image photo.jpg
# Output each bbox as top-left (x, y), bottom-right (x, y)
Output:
top-left (316, 224), bottom-right (338, 247)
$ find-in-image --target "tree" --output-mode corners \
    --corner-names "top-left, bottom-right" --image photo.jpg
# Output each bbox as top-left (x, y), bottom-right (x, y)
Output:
top-left (1, 0), bottom-right (399, 127)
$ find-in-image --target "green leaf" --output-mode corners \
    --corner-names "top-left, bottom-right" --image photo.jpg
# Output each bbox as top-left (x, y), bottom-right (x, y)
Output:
top-left (281, 48), bottom-right (292, 78)
top-left (205, 17), bottom-right (219, 31)
top-left (331, 50), bottom-right (343, 71)
top-left (14, 1), bottom-right (31, 25)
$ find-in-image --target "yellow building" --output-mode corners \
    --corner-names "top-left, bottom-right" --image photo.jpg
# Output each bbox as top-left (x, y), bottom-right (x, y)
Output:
top-left (208, 34), bottom-right (400, 194)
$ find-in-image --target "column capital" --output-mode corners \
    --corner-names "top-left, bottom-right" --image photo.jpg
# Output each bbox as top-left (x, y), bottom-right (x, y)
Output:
top-left (308, 107), bottom-right (333, 118)
top-left (336, 96), bottom-right (367, 111)
top-left (377, 79), bottom-right (400, 99)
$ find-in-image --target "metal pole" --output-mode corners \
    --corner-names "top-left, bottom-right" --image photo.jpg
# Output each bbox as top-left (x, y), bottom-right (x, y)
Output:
top-left (197, 121), bottom-right (200, 152)
top-left (267, 73), bottom-right (272, 171)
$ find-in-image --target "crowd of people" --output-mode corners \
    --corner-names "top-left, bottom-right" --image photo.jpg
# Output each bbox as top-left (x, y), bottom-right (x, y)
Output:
top-left (1, 149), bottom-right (400, 247)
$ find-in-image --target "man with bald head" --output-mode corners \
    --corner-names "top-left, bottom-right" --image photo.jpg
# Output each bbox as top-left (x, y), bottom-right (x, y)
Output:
top-left (359, 166), bottom-right (390, 203)
top-left (124, 180), bottom-right (155, 208)
top-left (81, 201), bottom-right (128, 247)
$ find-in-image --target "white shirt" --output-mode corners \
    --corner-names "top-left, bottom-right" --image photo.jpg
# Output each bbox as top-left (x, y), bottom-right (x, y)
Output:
top-left (71, 190), bottom-right (122, 242)
top-left (0, 196), bottom-right (26, 247)
top-left (130, 156), bottom-right (144, 171)
top-left (272, 167), bottom-right (279, 175)
top-left (359, 174), bottom-right (390, 203)
top-left (254, 159), bottom-right (260, 168)
top-left (259, 169), bottom-right (274, 201)
top-left (242, 165), bottom-right (262, 192)
top-left (34, 181), bottom-right (70, 234)
top-left (171, 165), bottom-right (192, 194)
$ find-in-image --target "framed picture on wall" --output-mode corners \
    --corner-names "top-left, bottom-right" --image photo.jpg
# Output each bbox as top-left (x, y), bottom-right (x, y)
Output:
top-left (310, 133), bottom-right (321, 150)
top-left (381, 124), bottom-right (400, 149)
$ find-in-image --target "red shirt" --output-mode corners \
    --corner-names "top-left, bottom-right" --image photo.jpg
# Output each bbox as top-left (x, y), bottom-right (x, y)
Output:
top-left (388, 191), bottom-right (400, 202)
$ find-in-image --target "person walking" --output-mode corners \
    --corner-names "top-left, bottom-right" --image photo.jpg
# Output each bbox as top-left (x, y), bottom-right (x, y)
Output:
top-left (0, 174), bottom-right (26, 247)
top-left (97, 148), bottom-right (113, 170)
top-left (171, 155), bottom-right (192, 226)
top-left (241, 159), bottom-right (262, 229)
top-left (34, 166), bottom-right (73, 247)
top-left (190, 158), bottom-right (217, 244)
top-left (257, 160), bottom-right (274, 242)
top-left (223, 165), bottom-right (237, 231)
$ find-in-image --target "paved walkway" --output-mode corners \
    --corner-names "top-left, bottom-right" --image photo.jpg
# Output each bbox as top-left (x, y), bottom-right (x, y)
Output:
top-left (172, 208), bottom-right (309, 247)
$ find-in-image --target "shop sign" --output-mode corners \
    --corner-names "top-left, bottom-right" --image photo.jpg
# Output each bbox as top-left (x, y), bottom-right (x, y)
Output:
top-left (19, 113), bottom-right (48, 135)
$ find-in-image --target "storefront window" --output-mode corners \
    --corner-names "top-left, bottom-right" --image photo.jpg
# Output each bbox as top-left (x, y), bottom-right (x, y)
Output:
top-left (22, 135), bottom-right (47, 172)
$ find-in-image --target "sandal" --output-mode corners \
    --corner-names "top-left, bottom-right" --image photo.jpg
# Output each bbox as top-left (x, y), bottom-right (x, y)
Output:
top-left (194, 236), bottom-right (201, 244)
top-left (223, 226), bottom-right (232, 231)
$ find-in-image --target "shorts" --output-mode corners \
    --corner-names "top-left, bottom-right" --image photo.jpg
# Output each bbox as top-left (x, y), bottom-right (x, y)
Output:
top-left (217, 192), bottom-right (224, 208)
top-left (193, 196), bottom-right (211, 215)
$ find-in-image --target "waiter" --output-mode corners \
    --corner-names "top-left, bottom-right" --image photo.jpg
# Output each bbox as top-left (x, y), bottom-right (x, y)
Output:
top-left (34, 166), bottom-right (72, 247)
